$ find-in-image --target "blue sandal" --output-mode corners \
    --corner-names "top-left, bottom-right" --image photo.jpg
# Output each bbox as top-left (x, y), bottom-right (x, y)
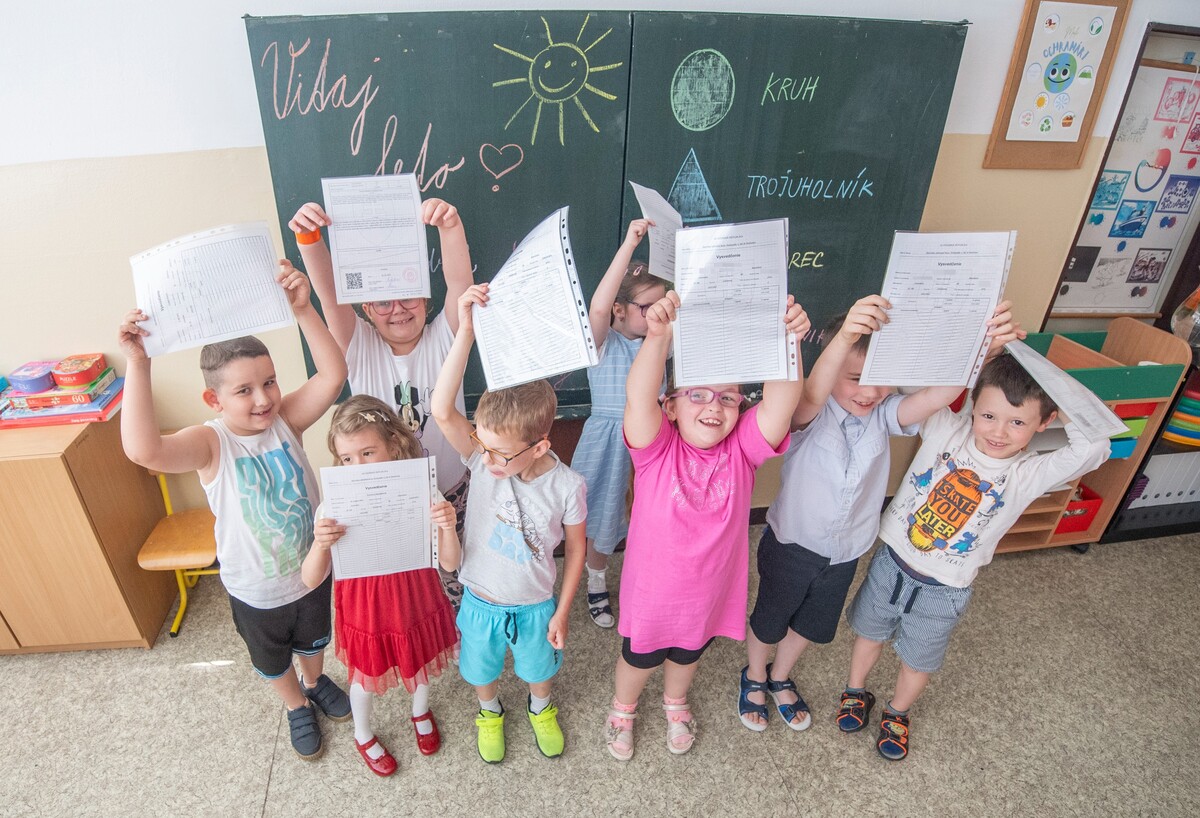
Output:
top-left (765, 664), bottom-right (811, 732)
top-left (738, 666), bottom-right (769, 732)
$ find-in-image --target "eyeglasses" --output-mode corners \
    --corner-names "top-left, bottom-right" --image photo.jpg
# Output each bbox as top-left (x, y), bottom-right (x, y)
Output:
top-left (470, 430), bottom-right (546, 466)
top-left (368, 298), bottom-right (425, 314)
top-left (666, 388), bottom-right (748, 408)
top-left (623, 300), bottom-right (656, 317)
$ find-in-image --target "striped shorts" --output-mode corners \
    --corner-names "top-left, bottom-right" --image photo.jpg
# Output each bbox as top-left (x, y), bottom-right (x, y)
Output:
top-left (845, 545), bottom-right (973, 673)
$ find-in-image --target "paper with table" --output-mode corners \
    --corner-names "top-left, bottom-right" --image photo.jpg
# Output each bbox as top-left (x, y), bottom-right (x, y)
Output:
top-left (473, 207), bottom-right (597, 390)
top-left (321, 174), bottom-right (430, 304)
top-left (671, 218), bottom-right (798, 387)
top-left (320, 457), bottom-right (439, 580)
top-left (1004, 340), bottom-right (1126, 442)
top-left (131, 222), bottom-right (293, 358)
top-left (860, 231), bottom-right (1017, 388)
top-left (629, 181), bottom-right (682, 282)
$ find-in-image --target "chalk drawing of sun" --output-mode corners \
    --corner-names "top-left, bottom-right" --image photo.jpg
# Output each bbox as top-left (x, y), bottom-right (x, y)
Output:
top-left (493, 14), bottom-right (623, 146)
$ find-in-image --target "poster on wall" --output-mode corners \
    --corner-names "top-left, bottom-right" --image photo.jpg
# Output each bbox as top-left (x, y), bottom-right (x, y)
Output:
top-left (1053, 66), bottom-right (1200, 314)
top-left (1005, 1), bottom-right (1117, 143)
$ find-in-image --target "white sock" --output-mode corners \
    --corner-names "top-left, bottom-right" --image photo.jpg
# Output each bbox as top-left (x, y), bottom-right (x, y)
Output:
top-left (587, 565), bottom-right (607, 594)
top-left (350, 683), bottom-right (384, 759)
top-left (412, 683), bottom-right (433, 735)
top-left (479, 695), bottom-right (502, 714)
top-left (529, 692), bottom-right (551, 715)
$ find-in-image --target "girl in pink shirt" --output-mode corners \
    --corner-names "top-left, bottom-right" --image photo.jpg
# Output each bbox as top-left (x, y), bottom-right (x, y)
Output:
top-left (605, 290), bottom-right (809, 760)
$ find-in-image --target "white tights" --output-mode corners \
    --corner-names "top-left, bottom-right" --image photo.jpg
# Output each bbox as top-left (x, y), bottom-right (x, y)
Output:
top-left (351, 681), bottom-right (434, 756)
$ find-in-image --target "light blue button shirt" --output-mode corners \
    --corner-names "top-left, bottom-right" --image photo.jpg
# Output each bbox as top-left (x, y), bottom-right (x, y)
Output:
top-left (765, 394), bottom-right (918, 564)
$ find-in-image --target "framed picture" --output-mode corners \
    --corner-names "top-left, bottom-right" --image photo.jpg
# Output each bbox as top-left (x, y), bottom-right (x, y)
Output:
top-left (985, 0), bottom-right (1131, 169)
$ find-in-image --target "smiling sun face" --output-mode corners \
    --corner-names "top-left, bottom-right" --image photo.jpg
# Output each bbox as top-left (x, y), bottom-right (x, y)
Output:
top-left (493, 14), bottom-right (623, 145)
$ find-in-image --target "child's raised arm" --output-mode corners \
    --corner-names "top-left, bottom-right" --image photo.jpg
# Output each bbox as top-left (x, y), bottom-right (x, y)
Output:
top-left (795, 294), bottom-right (891, 429)
top-left (756, 295), bottom-right (811, 447)
top-left (589, 219), bottom-right (651, 349)
top-left (623, 291), bottom-right (677, 448)
top-left (432, 284), bottom-right (489, 459)
top-left (422, 198), bottom-right (474, 334)
top-left (289, 202), bottom-right (358, 352)
top-left (895, 300), bottom-right (1026, 427)
top-left (277, 260), bottom-right (349, 435)
top-left (117, 309), bottom-right (218, 475)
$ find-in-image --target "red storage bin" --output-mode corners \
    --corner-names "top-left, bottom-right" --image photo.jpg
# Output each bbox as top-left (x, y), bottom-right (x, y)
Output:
top-left (1112, 402), bottom-right (1156, 419)
top-left (1054, 484), bottom-right (1102, 534)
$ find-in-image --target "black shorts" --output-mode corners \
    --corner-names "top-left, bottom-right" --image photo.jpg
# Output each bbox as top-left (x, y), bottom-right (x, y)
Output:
top-left (228, 574), bottom-right (333, 678)
top-left (749, 526), bottom-right (858, 645)
top-left (621, 636), bottom-right (715, 670)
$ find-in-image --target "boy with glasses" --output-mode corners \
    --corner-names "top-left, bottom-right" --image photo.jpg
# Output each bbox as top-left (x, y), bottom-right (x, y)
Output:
top-left (431, 283), bottom-right (587, 763)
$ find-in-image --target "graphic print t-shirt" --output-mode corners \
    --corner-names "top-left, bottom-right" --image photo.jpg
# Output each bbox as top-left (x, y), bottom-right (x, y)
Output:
top-left (457, 451), bottom-right (586, 606)
top-left (203, 418), bottom-right (321, 608)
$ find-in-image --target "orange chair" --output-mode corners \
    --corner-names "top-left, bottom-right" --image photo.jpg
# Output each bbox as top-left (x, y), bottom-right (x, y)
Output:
top-left (137, 473), bottom-right (218, 637)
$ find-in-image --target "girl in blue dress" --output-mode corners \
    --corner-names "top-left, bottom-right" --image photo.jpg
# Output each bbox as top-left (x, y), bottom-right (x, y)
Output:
top-left (571, 219), bottom-right (669, 627)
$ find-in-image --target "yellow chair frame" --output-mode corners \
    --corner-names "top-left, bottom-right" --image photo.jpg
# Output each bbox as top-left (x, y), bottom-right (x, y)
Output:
top-left (137, 474), bottom-right (218, 637)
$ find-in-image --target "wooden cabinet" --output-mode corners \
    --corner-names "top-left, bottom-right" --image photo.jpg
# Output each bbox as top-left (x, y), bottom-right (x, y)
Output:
top-left (0, 418), bottom-right (174, 653)
top-left (997, 318), bottom-right (1191, 553)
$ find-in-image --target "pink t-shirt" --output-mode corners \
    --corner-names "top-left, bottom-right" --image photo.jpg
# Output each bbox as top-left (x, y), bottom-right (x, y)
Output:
top-left (618, 405), bottom-right (787, 652)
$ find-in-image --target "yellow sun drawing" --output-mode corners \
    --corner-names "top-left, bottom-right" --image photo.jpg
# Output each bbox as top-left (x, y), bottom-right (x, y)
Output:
top-left (493, 14), bottom-right (623, 146)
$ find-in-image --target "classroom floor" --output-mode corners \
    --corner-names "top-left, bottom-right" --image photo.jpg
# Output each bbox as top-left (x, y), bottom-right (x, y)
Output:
top-left (1, 526), bottom-right (1196, 817)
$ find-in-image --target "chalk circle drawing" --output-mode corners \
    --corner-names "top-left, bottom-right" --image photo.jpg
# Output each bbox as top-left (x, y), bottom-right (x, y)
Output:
top-left (1109, 200), bottom-right (1156, 239)
top-left (492, 14), bottom-right (624, 146)
top-left (670, 49), bottom-right (736, 132)
top-left (1157, 174), bottom-right (1200, 214)
top-left (1092, 170), bottom-right (1129, 209)
top-left (479, 143), bottom-right (525, 193)
top-left (668, 148), bottom-right (722, 224)
top-left (1127, 248), bottom-right (1171, 284)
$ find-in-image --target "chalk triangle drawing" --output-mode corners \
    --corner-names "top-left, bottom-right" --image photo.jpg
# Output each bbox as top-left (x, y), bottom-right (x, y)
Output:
top-left (667, 148), bottom-right (722, 224)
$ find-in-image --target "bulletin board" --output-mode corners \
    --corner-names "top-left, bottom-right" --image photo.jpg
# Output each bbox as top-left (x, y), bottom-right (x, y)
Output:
top-left (1052, 62), bottom-right (1200, 315)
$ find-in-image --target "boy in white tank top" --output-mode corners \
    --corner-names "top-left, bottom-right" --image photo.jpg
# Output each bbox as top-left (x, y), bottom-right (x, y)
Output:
top-left (119, 261), bottom-right (351, 762)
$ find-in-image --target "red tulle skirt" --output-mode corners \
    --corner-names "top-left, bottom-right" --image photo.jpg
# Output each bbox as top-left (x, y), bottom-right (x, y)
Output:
top-left (334, 568), bottom-right (460, 695)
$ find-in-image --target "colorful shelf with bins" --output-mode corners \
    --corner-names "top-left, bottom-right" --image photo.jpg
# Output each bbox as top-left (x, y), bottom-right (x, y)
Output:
top-left (996, 317), bottom-right (1191, 553)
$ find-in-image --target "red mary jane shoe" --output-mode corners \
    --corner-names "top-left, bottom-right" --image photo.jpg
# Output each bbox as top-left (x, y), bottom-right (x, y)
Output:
top-left (355, 736), bottom-right (398, 777)
top-left (412, 711), bottom-right (442, 756)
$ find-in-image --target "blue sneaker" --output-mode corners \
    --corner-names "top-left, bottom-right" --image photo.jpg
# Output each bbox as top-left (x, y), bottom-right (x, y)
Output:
top-left (287, 703), bottom-right (324, 760)
top-left (302, 674), bottom-right (351, 722)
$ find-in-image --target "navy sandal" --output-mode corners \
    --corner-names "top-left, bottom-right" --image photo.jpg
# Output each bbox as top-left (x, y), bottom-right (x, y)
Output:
top-left (836, 689), bottom-right (876, 733)
top-left (738, 666), bottom-right (770, 732)
top-left (765, 664), bottom-right (811, 731)
top-left (588, 591), bottom-right (615, 628)
top-left (877, 711), bottom-right (910, 760)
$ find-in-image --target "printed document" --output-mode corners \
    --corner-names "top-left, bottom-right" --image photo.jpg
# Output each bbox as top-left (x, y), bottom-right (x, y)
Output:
top-left (1005, 340), bottom-right (1126, 442)
top-left (671, 219), bottom-right (797, 387)
top-left (131, 222), bottom-right (292, 358)
top-left (861, 231), bottom-right (1017, 388)
top-left (629, 181), bottom-right (683, 282)
top-left (322, 174), bottom-right (430, 304)
top-left (474, 207), bottom-right (597, 389)
top-left (320, 458), bottom-right (439, 580)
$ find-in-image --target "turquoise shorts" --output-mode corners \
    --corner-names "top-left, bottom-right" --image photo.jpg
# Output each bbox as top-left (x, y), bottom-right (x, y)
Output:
top-left (456, 588), bottom-right (563, 686)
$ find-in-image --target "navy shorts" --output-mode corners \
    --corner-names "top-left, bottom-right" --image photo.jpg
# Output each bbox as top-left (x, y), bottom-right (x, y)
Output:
top-left (749, 526), bottom-right (859, 645)
top-left (228, 574), bottom-right (333, 678)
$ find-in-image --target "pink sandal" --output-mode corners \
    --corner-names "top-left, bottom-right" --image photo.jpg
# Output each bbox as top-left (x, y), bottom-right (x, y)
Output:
top-left (663, 696), bottom-right (696, 755)
top-left (605, 699), bottom-right (637, 761)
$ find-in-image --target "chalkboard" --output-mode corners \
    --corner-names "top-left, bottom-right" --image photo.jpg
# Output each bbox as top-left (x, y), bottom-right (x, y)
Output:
top-left (245, 12), bottom-right (965, 411)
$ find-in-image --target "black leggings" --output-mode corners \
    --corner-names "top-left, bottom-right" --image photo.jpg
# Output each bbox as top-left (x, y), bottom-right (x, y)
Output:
top-left (621, 636), bottom-right (715, 670)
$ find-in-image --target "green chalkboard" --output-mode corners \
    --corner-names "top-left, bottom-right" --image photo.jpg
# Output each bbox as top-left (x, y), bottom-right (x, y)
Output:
top-left (624, 13), bottom-right (967, 369)
top-left (245, 12), bottom-right (965, 411)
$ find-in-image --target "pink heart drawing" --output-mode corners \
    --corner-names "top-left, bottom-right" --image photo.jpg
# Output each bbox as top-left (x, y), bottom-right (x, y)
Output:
top-left (479, 143), bottom-right (524, 180)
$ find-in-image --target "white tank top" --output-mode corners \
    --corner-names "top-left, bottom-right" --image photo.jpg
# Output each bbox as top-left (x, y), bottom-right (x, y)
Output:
top-left (202, 417), bottom-right (323, 608)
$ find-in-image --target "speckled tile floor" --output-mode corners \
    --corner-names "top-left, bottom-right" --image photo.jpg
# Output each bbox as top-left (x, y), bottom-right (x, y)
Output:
top-left (1, 527), bottom-right (1196, 817)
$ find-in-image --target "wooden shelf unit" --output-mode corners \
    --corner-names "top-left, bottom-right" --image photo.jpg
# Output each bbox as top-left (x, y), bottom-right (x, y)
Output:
top-left (996, 318), bottom-right (1191, 553)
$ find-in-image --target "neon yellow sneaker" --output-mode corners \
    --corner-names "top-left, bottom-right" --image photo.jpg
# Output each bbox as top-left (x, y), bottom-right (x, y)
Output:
top-left (475, 706), bottom-right (505, 763)
top-left (528, 698), bottom-right (564, 758)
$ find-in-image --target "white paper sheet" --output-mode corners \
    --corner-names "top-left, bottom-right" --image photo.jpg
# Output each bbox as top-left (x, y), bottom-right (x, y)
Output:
top-left (131, 222), bottom-right (293, 358)
top-left (474, 207), bottom-right (598, 390)
top-left (861, 231), bottom-right (1017, 388)
top-left (321, 174), bottom-right (430, 304)
top-left (671, 219), bottom-right (797, 387)
top-left (320, 457), bottom-right (439, 580)
top-left (629, 181), bottom-right (683, 282)
top-left (1004, 340), bottom-right (1127, 442)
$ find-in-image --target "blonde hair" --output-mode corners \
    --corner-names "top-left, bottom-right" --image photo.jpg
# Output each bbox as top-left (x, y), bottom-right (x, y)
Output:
top-left (327, 395), bottom-right (423, 461)
top-left (474, 379), bottom-right (557, 442)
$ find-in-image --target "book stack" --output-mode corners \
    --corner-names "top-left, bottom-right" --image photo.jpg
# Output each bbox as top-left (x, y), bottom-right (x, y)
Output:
top-left (0, 354), bottom-right (124, 429)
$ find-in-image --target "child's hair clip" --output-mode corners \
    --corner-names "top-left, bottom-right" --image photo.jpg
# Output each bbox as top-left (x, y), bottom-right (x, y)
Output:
top-left (633, 264), bottom-right (645, 276)
top-left (358, 411), bottom-right (383, 423)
